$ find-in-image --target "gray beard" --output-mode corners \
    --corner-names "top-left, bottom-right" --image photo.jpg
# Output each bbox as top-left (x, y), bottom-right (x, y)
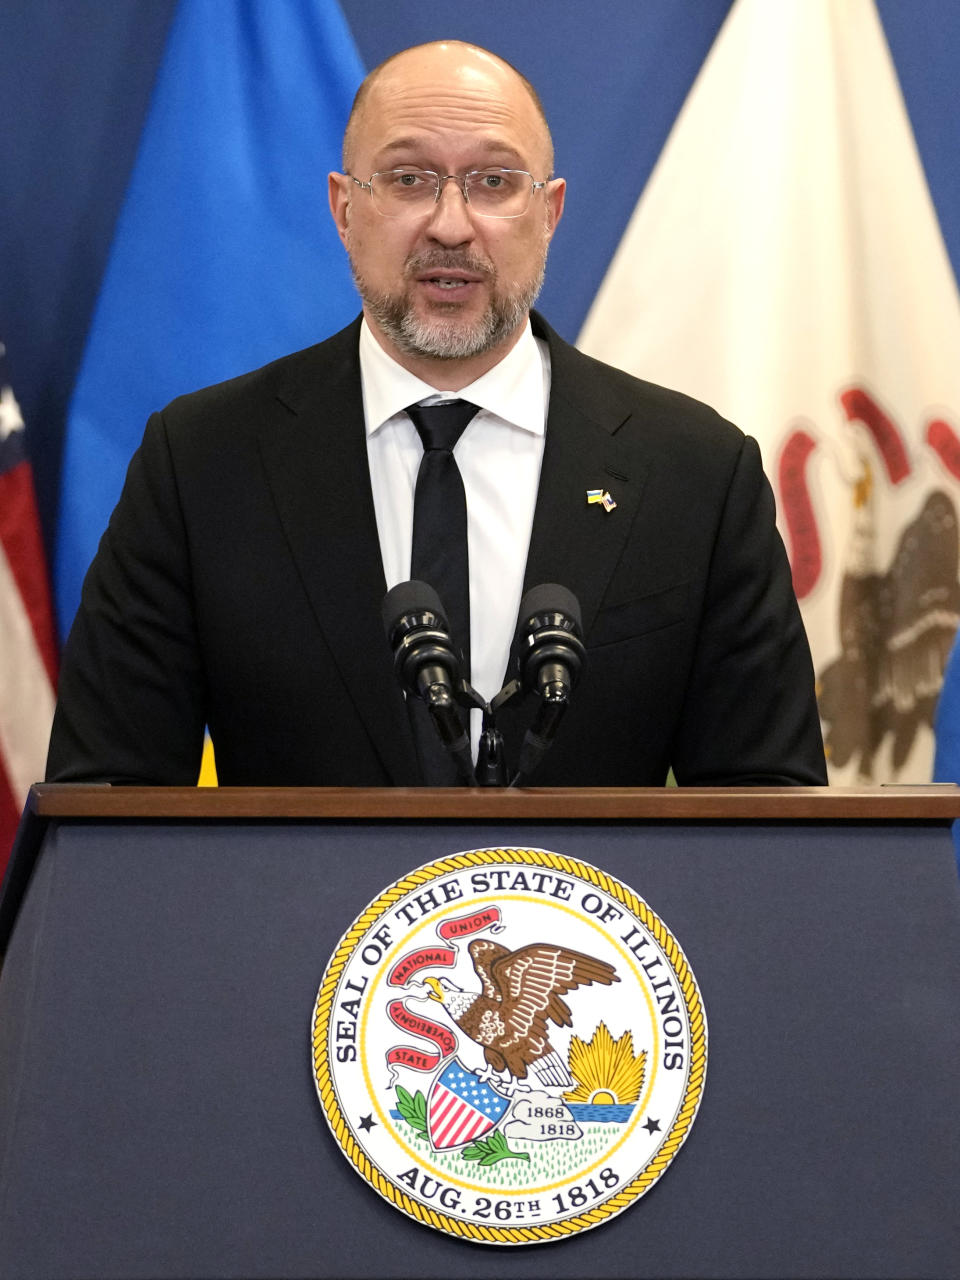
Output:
top-left (349, 250), bottom-right (547, 362)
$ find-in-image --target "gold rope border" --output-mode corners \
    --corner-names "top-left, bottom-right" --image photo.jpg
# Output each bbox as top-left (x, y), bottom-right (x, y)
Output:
top-left (312, 847), bottom-right (707, 1245)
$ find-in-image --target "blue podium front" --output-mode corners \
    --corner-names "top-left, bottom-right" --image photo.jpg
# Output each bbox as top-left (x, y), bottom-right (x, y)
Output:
top-left (1, 787), bottom-right (958, 1279)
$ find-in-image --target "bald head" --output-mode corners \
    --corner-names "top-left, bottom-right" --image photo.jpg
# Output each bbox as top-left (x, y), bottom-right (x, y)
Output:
top-left (342, 41), bottom-right (554, 177)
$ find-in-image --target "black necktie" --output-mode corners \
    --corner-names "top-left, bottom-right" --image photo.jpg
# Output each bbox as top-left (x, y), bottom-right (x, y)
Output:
top-left (405, 398), bottom-right (479, 784)
top-left (406, 399), bottom-right (479, 677)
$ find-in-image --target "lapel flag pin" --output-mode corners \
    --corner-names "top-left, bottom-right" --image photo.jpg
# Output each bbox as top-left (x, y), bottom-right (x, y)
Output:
top-left (587, 488), bottom-right (617, 513)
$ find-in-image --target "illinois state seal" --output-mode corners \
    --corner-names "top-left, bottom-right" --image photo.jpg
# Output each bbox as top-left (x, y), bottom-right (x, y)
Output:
top-left (311, 847), bottom-right (707, 1244)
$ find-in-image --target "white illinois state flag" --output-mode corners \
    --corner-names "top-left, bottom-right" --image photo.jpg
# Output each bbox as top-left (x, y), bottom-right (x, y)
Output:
top-left (580, 0), bottom-right (960, 783)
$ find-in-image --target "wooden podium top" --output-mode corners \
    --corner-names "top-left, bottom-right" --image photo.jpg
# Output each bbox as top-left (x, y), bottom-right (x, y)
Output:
top-left (27, 782), bottom-right (960, 821)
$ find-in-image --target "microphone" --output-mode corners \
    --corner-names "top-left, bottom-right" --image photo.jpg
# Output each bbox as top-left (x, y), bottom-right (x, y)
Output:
top-left (512, 584), bottom-right (586, 786)
top-left (382, 581), bottom-right (476, 785)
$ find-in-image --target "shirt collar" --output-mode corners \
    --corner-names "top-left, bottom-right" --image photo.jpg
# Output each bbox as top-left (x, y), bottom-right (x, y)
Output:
top-left (359, 317), bottom-right (547, 438)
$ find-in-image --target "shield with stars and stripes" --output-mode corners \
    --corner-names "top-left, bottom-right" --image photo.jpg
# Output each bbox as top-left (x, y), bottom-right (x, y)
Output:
top-left (426, 1059), bottom-right (511, 1151)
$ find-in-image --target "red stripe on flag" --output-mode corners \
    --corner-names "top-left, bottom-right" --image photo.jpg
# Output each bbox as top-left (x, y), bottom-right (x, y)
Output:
top-left (431, 1088), bottom-right (461, 1146)
top-left (449, 1108), bottom-right (486, 1147)
top-left (926, 418), bottom-right (960, 481)
top-left (839, 387), bottom-right (911, 485)
top-left (777, 427), bottom-right (822, 600)
top-left (0, 461), bottom-right (59, 684)
top-left (0, 751), bottom-right (21, 883)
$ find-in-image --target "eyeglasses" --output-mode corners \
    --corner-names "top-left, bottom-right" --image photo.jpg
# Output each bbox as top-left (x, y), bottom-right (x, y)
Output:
top-left (349, 168), bottom-right (548, 219)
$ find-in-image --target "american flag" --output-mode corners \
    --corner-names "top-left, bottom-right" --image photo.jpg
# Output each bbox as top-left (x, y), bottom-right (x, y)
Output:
top-left (0, 352), bottom-right (57, 876)
top-left (426, 1060), bottom-right (511, 1151)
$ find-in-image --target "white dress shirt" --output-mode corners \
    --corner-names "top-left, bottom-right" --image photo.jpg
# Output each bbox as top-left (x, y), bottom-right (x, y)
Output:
top-left (360, 318), bottom-right (550, 755)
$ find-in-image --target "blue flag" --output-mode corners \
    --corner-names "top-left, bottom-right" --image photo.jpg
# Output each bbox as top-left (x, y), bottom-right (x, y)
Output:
top-left (55, 0), bottom-right (365, 637)
top-left (933, 633), bottom-right (960, 873)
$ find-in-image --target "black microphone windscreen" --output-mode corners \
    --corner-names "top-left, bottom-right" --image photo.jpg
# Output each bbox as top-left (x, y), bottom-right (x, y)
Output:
top-left (381, 580), bottom-right (446, 638)
top-left (517, 583), bottom-right (582, 633)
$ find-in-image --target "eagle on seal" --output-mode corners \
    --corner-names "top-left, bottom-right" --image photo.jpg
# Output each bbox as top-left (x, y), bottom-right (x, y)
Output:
top-left (424, 938), bottom-right (618, 1088)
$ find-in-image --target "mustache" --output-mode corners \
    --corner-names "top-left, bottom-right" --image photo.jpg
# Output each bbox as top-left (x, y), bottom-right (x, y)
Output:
top-left (404, 250), bottom-right (495, 280)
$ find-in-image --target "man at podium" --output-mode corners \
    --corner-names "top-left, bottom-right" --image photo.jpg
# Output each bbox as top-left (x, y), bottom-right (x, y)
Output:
top-left (46, 41), bottom-right (826, 789)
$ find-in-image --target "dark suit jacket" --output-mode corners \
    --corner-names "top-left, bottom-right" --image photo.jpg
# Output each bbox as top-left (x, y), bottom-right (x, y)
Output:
top-left (47, 312), bottom-right (827, 786)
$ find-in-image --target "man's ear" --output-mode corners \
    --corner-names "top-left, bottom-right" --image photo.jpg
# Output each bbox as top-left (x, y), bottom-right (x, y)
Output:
top-left (545, 177), bottom-right (566, 241)
top-left (328, 172), bottom-right (351, 247)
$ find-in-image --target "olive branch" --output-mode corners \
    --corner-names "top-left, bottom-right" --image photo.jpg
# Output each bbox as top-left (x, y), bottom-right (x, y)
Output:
top-left (395, 1086), bottom-right (428, 1138)
top-left (461, 1129), bottom-right (530, 1166)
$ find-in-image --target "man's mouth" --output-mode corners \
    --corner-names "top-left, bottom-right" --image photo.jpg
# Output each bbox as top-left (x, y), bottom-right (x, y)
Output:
top-left (416, 271), bottom-right (483, 288)
top-left (410, 259), bottom-right (489, 294)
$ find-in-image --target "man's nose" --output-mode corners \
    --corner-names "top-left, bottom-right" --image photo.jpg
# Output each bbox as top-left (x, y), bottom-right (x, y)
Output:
top-left (424, 177), bottom-right (476, 242)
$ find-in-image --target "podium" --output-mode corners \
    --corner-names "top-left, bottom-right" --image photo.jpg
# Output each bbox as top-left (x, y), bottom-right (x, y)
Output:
top-left (1, 785), bottom-right (959, 1279)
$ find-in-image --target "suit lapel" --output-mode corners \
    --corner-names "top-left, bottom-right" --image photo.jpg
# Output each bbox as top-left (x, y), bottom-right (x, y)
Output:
top-left (256, 319), bottom-right (419, 784)
top-left (524, 314), bottom-right (651, 639)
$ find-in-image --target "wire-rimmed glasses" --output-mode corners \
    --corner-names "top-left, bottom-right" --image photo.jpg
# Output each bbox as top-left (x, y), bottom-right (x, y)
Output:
top-left (349, 168), bottom-right (548, 219)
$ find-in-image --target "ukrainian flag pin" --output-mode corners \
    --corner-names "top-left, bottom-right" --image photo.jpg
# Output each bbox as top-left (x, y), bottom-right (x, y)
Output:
top-left (587, 488), bottom-right (617, 513)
